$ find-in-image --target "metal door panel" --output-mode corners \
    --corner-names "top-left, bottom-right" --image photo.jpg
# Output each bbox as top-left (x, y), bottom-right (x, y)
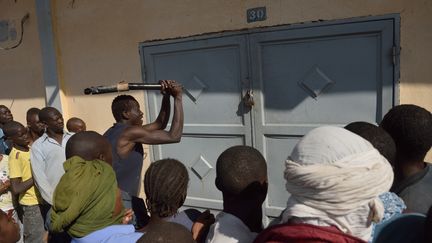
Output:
top-left (140, 35), bottom-right (250, 211)
top-left (250, 19), bottom-right (395, 220)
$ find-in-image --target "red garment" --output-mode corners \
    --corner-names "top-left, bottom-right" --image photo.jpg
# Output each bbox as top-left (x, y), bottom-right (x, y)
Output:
top-left (253, 223), bottom-right (366, 243)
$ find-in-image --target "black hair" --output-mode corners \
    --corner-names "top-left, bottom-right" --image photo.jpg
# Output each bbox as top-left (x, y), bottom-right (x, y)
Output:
top-left (216, 145), bottom-right (267, 196)
top-left (26, 107), bottom-right (40, 122)
top-left (380, 104), bottom-right (432, 162)
top-left (137, 221), bottom-right (194, 243)
top-left (2, 121), bottom-right (25, 138)
top-left (345, 121), bottom-right (396, 165)
top-left (39, 107), bottom-right (60, 123)
top-left (66, 117), bottom-right (85, 131)
top-left (65, 131), bottom-right (110, 161)
top-left (144, 158), bottom-right (189, 218)
top-left (111, 95), bottom-right (137, 122)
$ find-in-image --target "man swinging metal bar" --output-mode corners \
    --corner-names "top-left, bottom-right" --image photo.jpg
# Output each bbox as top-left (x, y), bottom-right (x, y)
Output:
top-left (84, 82), bottom-right (163, 95)
top-left (101, 80), bottom-right (184, 229)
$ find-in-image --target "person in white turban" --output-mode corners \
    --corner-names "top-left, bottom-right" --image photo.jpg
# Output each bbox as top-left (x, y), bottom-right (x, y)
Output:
top-left (279, 126), bottom-right (394, 242)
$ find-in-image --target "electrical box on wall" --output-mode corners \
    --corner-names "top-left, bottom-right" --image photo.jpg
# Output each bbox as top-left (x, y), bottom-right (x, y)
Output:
top-left (0, 20), bottom-right (17, 42)
top-left (0, 21), bottom-right (9, 42)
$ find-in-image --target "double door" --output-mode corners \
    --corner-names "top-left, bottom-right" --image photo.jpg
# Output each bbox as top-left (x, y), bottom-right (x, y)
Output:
top-left (140, 16), bottom-right (397, 221)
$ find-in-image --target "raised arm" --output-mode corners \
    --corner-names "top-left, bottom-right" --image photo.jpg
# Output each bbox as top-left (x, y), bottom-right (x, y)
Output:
top-left (30, 146), bottom-right (54, 205)
top-left (142, 94), bottom-right (171, 131)
top-left (143, 80), bottom-right (176, 131)
top-left (117, 83), bottom-right (183, 159)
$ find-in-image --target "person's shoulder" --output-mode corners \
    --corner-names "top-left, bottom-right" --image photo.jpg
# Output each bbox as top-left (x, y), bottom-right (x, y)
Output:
top-left (64, 131), bottom-right (74, 139)
top-left (32, 134), bottom-right (48, 147)
top-left (10, 148), bottom-right (30, 161)
top-left (8, 148), bottom-right (18, 160)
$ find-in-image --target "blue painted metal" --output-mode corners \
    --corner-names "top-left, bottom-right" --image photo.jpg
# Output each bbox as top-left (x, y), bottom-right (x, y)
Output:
top-left (140, 35), bottom-right (251, 210)
top-left (140, 15), bottom-right (399, 223)
top-left (250, 18), bottom-right (396, 223)
top-left (35, 0), bottom-right (62, 111)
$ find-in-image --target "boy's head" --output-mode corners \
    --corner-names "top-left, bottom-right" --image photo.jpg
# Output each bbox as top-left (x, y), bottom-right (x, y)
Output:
top-left (111, 95), bottom-right (143, 125)
top-left (216, 145), bottom-right (267, 202)
top-left (0, 105), bottom-right (13, 125)
top-left (137, 220), bottom-right (194, 243)
top-left (144, 158), bottom-right (188, 218)
top-left (66, 131), bottom-right (113, 165)
top-left (345, 121), bottom-right (396, 165)
top-left (26, 107), bottom-right (44, 136)
top-left (39, 107), bottom-right (64, 134)
top-left (380, 104), bottom-right (432, 163)
top-left (3, 121), bottom-right (30, 149)
top-left (66, 117), bottom-right (87, 133)
top-left (0, 210), bottom-right (21, 243)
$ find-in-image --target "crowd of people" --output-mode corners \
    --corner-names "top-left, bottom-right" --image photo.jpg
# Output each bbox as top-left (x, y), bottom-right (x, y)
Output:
top-left (0, 80), bottom-right (431, 243)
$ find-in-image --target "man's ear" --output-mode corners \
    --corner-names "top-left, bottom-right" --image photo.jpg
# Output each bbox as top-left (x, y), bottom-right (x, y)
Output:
top-left (122, 110), bottom-right (130, 120)
top-left (215, 177), bottom-right (222, 191)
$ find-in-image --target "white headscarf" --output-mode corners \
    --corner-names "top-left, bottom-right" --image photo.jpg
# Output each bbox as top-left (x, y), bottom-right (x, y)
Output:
top-left (281, 126), bottom-right (394, 241)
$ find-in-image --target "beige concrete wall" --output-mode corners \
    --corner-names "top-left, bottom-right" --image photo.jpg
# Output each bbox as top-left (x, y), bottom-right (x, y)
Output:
top-left (0, 0), bottom-right (46, 125)
top-left (1, 1), bottom-right (431, 161)
top-left (51, 0), bottom-right (432, 161)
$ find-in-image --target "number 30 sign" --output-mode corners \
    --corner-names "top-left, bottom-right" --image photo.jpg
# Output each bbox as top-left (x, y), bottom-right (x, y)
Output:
top-left (247, 7), bottom-right (267, 23)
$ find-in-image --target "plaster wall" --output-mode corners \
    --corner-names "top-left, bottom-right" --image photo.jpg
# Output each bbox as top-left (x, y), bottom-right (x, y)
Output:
top-left (51, 0), bottom-right (432, 161)
top-left (0, 0), bottom-right (46, 125)
top-left (1, 0), bottom-right (431, 170)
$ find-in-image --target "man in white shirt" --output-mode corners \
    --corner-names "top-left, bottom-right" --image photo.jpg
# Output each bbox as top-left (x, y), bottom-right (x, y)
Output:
top-left (206, 146), bottom-right (268, 243)
top-left (31, 107), bottom-right (73, 205)
top-left (30, 107), bottom-right (73, 242)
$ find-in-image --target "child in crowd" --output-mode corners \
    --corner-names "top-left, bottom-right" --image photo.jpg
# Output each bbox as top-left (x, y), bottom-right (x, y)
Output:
top-left (206, 145), bottom-right (268, 243)
top-left (66, 117), bottom-right (86, 133)
top-left (380, 104), bottom-right (432, 214)
top-left (50, 131), bottom-right (139, 242)
top-left (0, 209), bottom-right (21, 243)
top-left (143, 158), bottom-right (214, 242)
top-left (0, 153), bottom-right (23, 243)
top-left (3, 121), bottom-right (45, 243)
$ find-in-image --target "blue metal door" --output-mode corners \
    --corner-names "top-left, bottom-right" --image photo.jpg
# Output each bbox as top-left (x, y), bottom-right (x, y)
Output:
top-left (141, 35), bottom-right (252, 211)
top-left (249, 18), bottom-right (396, 222)
top-left (140, 16), bottom-right (398, 220)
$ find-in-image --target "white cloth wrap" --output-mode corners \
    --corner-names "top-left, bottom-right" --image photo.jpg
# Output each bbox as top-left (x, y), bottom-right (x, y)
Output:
top-left (281, 126), bottom-right (394, 241)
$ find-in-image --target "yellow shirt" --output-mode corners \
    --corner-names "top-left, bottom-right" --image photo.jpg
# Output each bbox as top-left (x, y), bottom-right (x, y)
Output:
top-left (8, 147), bottom-right (40, 206)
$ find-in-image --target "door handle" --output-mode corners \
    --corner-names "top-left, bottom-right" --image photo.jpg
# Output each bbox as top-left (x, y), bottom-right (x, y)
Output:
top-left (243, 90), bottom-right (255, 108)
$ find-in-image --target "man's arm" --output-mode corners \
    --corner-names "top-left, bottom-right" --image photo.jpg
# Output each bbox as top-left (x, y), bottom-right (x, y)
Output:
top-left (142, 94), bottom-right (170, 131)
top-left (10, 178), bottom-right (33, 195)
top-left (30, 145), bottom-right (54, 205)
top-left (142, 80), bottom-right (176, 131)
top-left (117, 84), bottom-right (183, 159)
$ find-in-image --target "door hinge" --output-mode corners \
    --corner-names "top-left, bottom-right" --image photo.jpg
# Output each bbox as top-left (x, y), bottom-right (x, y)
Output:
top-left (142, 67), bottom-right (147, 82)
top-left (392, 46), bottom-right (400, 66)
